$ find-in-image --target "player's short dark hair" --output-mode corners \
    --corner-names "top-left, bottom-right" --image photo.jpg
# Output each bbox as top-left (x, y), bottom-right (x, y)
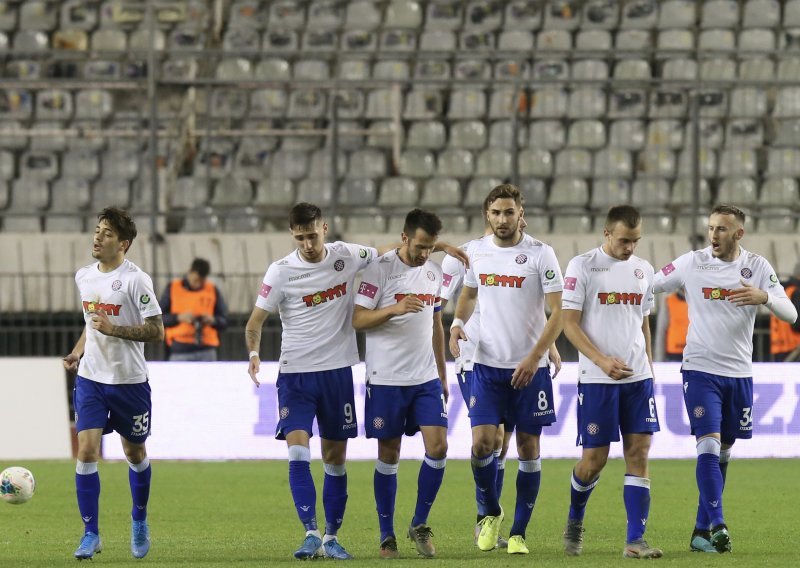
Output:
top-left (605, 205), bottom-right (641, 230)
top-left (403, 208), bottom-right (442, 238)
top-left (711, 204), bottom-right (746, 225)
top-left (190, 258), bottom-right (210, 278)
top-left (485, 184), bottom-right (523, 208)
top-left (289, 202), bottom-right (322, 229)
top-left (98, 207), bottom-right (136, 251)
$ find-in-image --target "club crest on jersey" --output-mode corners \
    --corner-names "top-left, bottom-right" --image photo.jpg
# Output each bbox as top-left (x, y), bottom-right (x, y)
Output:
top-left (597, 292), bottom-right (643, 305)
top-left (426, 270), bottom-right (435, 281)
top-left (111, 279), bottom-right (122, 291)
top-left (479, 273), bottom-right (525, 288)
top-left (702, 287), bottom-right (732, 300)
top-left (634, 269), bottom-right (644, 279)
top-left (302, 282), bottom-right (347, 307)
top-left (740, 268), bottom-right (752, 279)
top-left (334, 259), bottom-right (345, 272)
top-left (83, 301), bottom-right (122, 316)
top-left (395, 293), bottom-right (437, 306)
top-left (515, 254), bottom-right (527, 264)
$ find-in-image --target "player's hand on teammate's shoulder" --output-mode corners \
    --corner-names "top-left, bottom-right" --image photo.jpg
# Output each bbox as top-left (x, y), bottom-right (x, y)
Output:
top-left (597, 355), bottom-right (634, 381)
top-left (728, 279), bottom-right (768, 307)
top-left (438, 242), bottom-right (469, 268)
top-left (393, 295), bottom-right (424, 315)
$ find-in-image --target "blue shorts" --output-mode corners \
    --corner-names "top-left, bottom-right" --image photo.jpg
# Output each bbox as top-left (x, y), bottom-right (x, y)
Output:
top-left (365, 379), bottom-right (448, 439)
top-left (469, 363), bottom-right (555, 435)
top-left (275, 367), bottom-right (358, 441)
top-left (576, 379), bottom-right (660, 448)
top-left (73, 376), bottom-right (152, 444)
top-left (682, 370), bottom-right (753, 442)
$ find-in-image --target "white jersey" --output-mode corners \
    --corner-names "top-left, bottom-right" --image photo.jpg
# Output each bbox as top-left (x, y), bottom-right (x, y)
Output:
top-left (255, 241), bottom-right (377, 373)
top-left (76, 259), bottom-right (162, 385)
top-left (441, 246), bottom-right (480, 373)
top-left (653, 246), bottom-right (788, 377)
top-left (464, 234), bottom-right (564, 369)
top-left (354, 250), bottom-right (443, 386)
top-left (562, 247), bottom-right (655, 384)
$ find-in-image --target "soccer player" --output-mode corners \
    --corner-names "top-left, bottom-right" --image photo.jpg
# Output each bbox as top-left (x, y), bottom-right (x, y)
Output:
top-left (653, 204), bottom-right (797, 554)
top-left (449, 184), bottom-right (563, 555)
top-left (352, 208), bottom-right (448, 559)
top-left (63, 207), bottom-right (164, 560)
top-left (245, 202), bottom-right (465, 560)
top-left (441, 209), bottom-right (556, 549)
top-left (560, 205), bottom-right (663, 559)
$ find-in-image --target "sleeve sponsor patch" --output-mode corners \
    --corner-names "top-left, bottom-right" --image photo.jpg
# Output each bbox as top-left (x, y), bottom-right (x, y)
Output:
top-left (259, 283), bottom-right (272, 298)
top-left (358, 281), bottom-right (378, 299)
top-left (564, 277), bottom-right (577, 291)
top-left (442, 273), bottom-right (453, 288)
top-left (660, 263), bottom-right (676, 276)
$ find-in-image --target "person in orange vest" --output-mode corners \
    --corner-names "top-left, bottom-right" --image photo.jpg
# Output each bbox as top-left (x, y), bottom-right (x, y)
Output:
top-left (160, 258), bottom-right (228, 361)
top-left (654, 287), bottom-right (689, 362)
top-left (771, 261), bottom-right (800, 362)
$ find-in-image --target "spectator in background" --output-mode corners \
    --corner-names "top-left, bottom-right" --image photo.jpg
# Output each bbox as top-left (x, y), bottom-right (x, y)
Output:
top-left (770, 261), bottom-right (800, 362)
top-left (654, 288), bottom-right (689, 362)
top-left (160, 258), bottom-right (228, 361)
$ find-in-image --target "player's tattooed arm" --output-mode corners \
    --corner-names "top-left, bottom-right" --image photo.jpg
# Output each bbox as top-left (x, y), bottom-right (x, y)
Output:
top-left (108, 315), bottom-right (165, 342)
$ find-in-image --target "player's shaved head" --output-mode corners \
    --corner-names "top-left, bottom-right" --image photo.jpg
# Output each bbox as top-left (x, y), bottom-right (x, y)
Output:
top-left (605, 205), bottom-right (641, 231)
top-left (289, 202), bottom-right (323, 229)
top-left (98, 207), bottom-right (136, 251)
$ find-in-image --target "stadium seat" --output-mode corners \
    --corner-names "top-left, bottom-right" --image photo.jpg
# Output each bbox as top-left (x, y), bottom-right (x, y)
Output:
top-left (436, 149), bottom-right (474, 178)
top-left (378, 177), bottom-right (419, 207)
top-left (743, 0), bottom-right (780, 28)
top-left (739, 58), bottom-right (775, 81)
top-left (661, 58), bottom-right (697, 80)
top-left (519, 178), bottom-right (548, 208)
top-left (489, 120), bottom-right (527, 149)
top-left (632, 178), bottom-right (671, 210)
top-left (726, 119), bottom-right (763, 149)
top-left (61, 0), bottom-right (98, 30)
top-left (450, 121), bottom-right (487, 150)
top-left (475, 148), bottom-right (512, 177)
top-left (263, 30), bottom-right (299, 52)
top-left (254, 179), bottom-right (294, 208)
top-left (407, 121), bottom-right (446, 150)
top-left (270, 150), bottom-right (309, 181)
top-left (373, 60), bottom-right (410, 81)
top-left (308, 149), bottom-right (347, 179)
top-left (498, 30), bottom-right (533, 51)
top-left (420, 177), bottom-right (461, 207)
top-left (638, 149), bottom-right (676, 178)
top-left (95, 177), bottom-right (131, 209)
top-left (530, 88), bottom-right (568, 118)
top-left (398, 150), bottom-right (436, 178)
top-left (568, 120), bottom-right (606, 149)
top-left (404, 89), bottom-right (443, 120)
top-left (576, 29), bottom-right (612, 51)
top-left (671, 178), bottom-right (712, 208)
top-left (549, 177), bottom-right (589, 209)
top-left (647, 120), bottom-right (683, 149)
top-left (739, 29), bottom-right (776, 52)
top-left (591, 179), bottom-right (631, 210)
top-left (518, 149), bottom-right (553, 177)
top-left (758, 209), bottom-right (797, 233)
top-left (786, 0), bottom-right (800, 27)
top-left (556, 149), bottom-right (592, 178)
top-left (349, 149), bottom-right (387, 179)
top-left (222, 207), bottom-right (262, 233)
top-left (609, 120), bottom-right (646, 150)
top-left (572, 59), bottom-right (609, 80)
top-left (464, 177), bottom-right (503, 208)
top-left (345, 1), bottom-right (382, 30)
top-left (551, 214), bottom-right (593, 234)
top-left (701, 0), bottom-right (738, 29)
top-left (718, 148), bottom-right (757, 177)
top-left (594, 148), bottom-right (633, 178)
top-left (766, 148), bottom-right (800, 177)
top-left (529, 120), bottom-right (566, 150)
top-left (659, 0), bottom-right (696, 29)
top-left (545, 2), bottom-right (581, 30)
top-left (614, 59), bottom-right (652, 80)
top-left (297, 179), bottom-right (334, 206)
top-left (718, 177), bottom-right (759, 207)
top-left (503, 1), bottom-right (541, 30)
top-left (677, 148), bottom-right (717, 178)
top-left (367, 119), bottom-right (398, 147)
top-left (339, 178), bottom-right (378, 207)
top-left (583, 0), bottom-right (619, 29)
top-left (269, 2), bottom-right (306, 29)
top-left (460, 30), bottom-right (495, 51)
top-left (380, 29), bottom-right (416, 52)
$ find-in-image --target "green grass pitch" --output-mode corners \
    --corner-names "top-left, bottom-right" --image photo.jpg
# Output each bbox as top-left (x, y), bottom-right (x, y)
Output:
top-left (1, 458), bottom-right (797, 567)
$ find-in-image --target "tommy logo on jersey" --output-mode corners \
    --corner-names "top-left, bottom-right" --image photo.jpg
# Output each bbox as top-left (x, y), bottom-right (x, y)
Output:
top-left (394, 293), bottom-right (438, 306)
top-left (479, 273), bottom-right (526, 288)
top-left (83, 301), bottom-right (122, 316)
top-left (597, 292), bottom-right (643, 305)
top-left (701, 287), bottom-right (733, 301)
top-left (302, 282), bottom-right (348, 307)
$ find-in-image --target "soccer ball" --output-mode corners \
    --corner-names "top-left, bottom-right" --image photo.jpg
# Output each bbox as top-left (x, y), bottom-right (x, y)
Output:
top-left (0, 467), bottom-right (35, 505)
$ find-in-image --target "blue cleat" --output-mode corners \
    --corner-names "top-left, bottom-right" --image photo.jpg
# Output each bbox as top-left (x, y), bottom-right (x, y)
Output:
top-left (294, 534), bottom-right (322, 560)
top-left (74, 532), bottom-right (102, 560)
top-left (323, 538), bottom-right (353, 560)
top-left (131, 519), bottom-right (151, 559)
